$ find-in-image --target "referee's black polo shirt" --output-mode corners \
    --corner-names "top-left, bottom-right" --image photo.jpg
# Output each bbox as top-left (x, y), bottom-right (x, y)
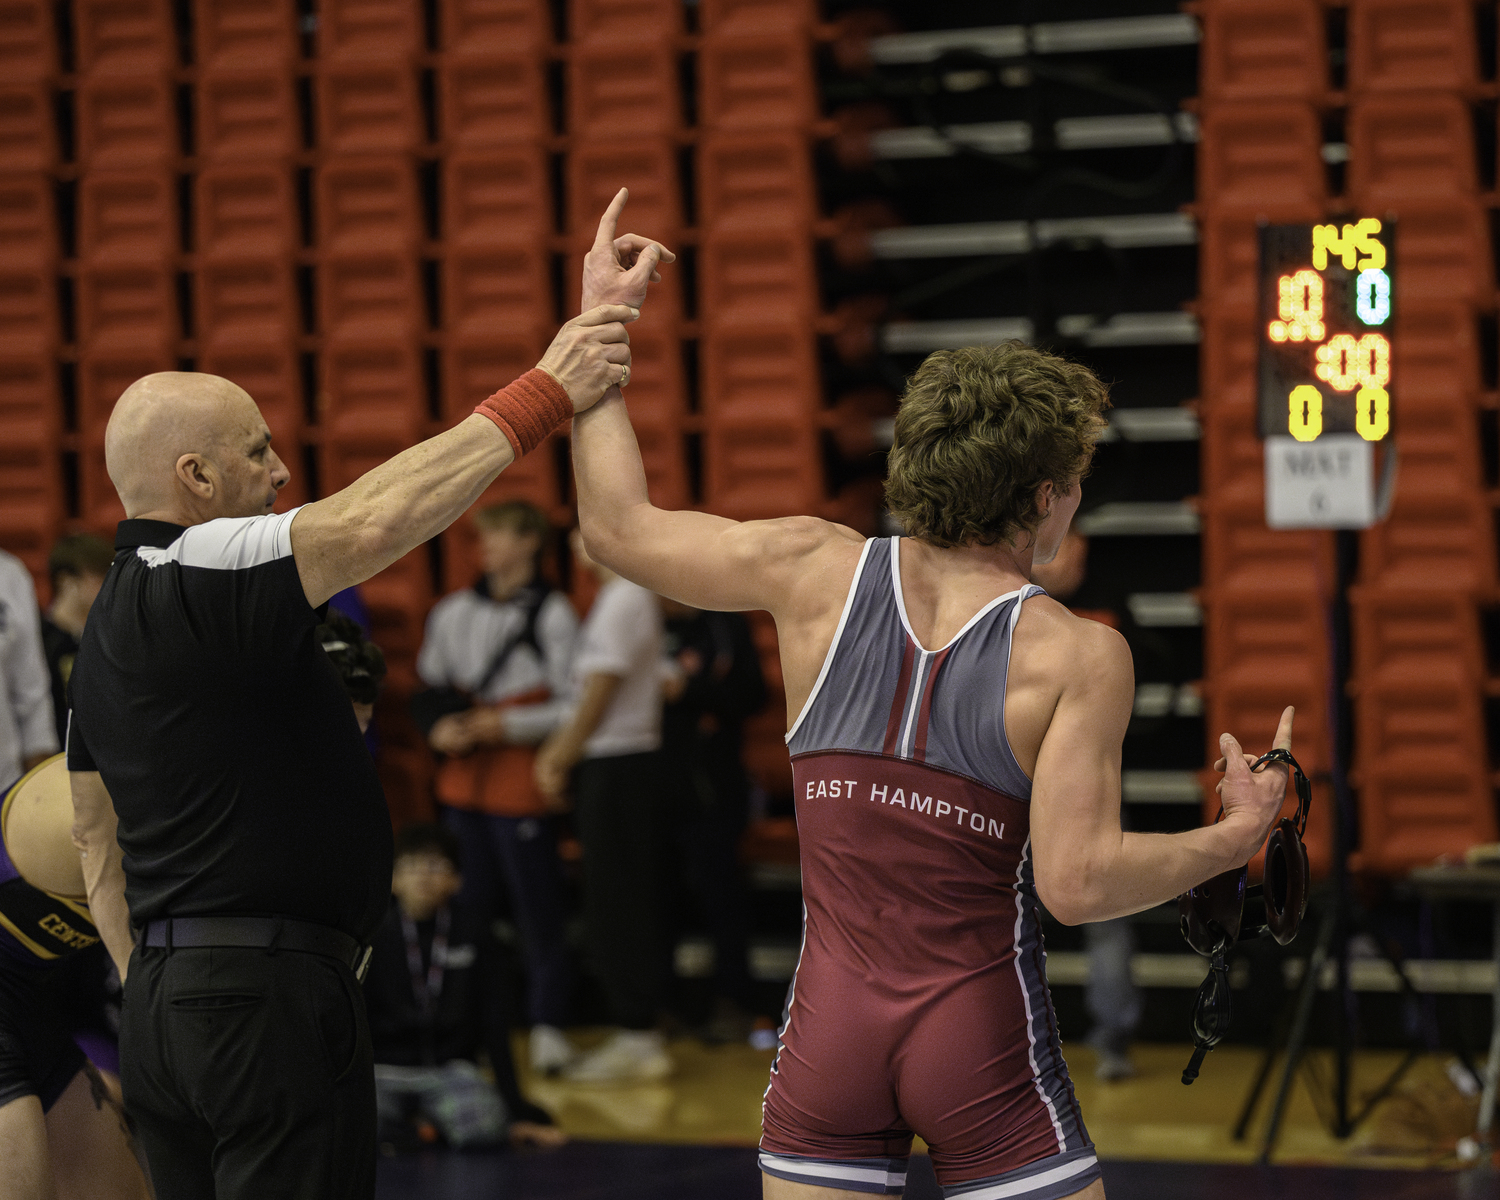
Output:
top-left (66, 509), bottom-right (393, 942)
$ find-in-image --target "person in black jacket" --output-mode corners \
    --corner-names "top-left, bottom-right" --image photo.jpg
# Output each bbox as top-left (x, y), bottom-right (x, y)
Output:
top-left (364, 823), bottom-right (563, 1152)
top-left (660, 601), bottom-right (768, 1040)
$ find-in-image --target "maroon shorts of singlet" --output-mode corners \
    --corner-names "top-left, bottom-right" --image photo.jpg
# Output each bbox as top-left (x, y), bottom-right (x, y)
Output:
top-left (758, 956), bottom-right (1098, 1198)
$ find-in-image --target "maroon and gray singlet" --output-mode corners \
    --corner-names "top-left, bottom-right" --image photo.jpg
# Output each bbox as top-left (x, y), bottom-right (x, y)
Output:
top-left (759, 537), bottom-right (1101, 1199)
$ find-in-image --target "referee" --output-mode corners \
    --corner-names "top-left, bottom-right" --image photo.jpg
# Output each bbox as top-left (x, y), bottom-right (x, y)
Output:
top-left (65, 216), bottom-right (662, 1199)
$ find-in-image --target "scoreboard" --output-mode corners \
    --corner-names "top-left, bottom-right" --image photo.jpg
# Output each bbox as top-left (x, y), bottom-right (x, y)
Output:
top-left (1257, 219), bottom-right (1395, 442)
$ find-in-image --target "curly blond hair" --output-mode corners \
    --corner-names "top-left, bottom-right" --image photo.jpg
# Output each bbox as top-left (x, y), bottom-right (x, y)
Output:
top-left (885, 343), bottom-right (1111, 548)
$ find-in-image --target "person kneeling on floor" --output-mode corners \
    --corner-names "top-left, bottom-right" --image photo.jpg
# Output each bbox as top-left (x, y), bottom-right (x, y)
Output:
top-left (364, 823), bottom-right (565, 1153)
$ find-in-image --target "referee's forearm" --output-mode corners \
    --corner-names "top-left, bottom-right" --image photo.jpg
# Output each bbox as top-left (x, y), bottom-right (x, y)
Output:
top-left (292, 415), bottom-right (515, 606)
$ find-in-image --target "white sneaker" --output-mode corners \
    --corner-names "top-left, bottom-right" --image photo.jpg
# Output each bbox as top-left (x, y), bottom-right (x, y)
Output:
top-left (563, 1030), bottom-right (672, 1084)
top-left (1095, 1049), bottom-right (1137, 1082)
top-left (529, 1024), bottom-right (576, 1076)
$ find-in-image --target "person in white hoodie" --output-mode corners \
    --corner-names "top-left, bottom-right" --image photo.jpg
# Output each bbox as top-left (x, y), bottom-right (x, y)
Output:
top-left (0, 549), bottom-right (59, 785)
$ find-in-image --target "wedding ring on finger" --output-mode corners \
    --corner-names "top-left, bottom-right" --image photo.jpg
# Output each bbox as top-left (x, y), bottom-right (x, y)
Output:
top-left (619, 363), bottom-right (631, 387)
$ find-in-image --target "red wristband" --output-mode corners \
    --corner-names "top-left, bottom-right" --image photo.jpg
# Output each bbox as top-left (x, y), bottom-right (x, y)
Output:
top-left (473, 368), bottom-right (574, 458)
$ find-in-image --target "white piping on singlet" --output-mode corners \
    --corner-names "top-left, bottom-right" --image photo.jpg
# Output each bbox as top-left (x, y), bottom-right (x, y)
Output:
top-left (758, 1153), bottom-right (907, 1190)
top-left (953, 1153), bottom-right (1098, 1200)
top-left (889, 536), bottom-right (1026, 653)
top-left (784, 538), bottom-right (876, 745)
top-left (1012, 836), bottom-right (1068, 1153)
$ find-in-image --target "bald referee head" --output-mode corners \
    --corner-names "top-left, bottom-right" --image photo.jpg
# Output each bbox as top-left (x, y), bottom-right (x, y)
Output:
top-left (104, 372), bottom-right (289, 524)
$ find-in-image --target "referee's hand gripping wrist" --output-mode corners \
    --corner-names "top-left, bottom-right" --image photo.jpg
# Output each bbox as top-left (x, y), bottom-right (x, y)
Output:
top-left (537, 304), bottom-right (638, 414)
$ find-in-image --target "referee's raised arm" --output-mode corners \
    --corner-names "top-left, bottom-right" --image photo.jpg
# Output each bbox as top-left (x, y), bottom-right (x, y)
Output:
top-left (288, 304), bottom-right (636, 607)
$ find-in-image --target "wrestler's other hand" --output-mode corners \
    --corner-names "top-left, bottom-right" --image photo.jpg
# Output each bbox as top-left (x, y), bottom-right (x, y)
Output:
top-left (537, 304), bottom-right (637, 412)
top-left (581, 187), bottom-right (676, 312)
top-left (1215, 705), bottom-right (1295, 862)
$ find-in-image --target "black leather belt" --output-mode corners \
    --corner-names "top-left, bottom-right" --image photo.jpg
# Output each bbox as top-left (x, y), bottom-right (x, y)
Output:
top-left (138, 916), bottom-right (373, 981)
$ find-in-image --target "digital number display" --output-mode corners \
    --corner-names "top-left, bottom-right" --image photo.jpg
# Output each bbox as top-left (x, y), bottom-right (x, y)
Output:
top-left (1258, 220), bottom-right (1395, 442)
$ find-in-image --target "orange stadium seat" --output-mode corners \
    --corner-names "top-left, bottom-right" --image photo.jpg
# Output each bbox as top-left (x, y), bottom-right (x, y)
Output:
top-left (438, 0), bottom-right (553, 54)
top-left (318, 340), bottom-right (426, 431)
top-left (631, 417), bottom-right (690, 511)
top-left (567, 139), bottom-right (683, 245)
top-left (75, 76), bottom-right (176, 167)
top-left (701, 322), bottom-right (819, 424)
top-left (1197, 204), bottom-right (1321, 315)
top-left (1200, 500), bottom-right (1335, 596)
top-left (1198, 0), bottom-right (1327, 102)
top-left (316, 254), bottom-right (424, 342)
top-left (1379, 204), bottom-right (1493, 305)
top-left (0, 84), bottom-right (58, 171)
top-left (1354, 762), bottom-right (1497, 874)
top-left (73, 0), bottom-right (176, 76)
top-left (697, 133), bottom-right (818, 231)
top-left (1358, 488), bottom-right (1497, 592)
top-left (443, 150), bottom-right (552, 248)
top-left (697, 33), bottom-right (818, 132)
top-left (568, 41), bottom-right (681, 137)
top-left (1350, 588), bottom-right (1483, 688)
top-left (316, 0), bottom-right (422, 62)
top-left (195, 258), bottom-right (299, 350)
top-left (1394, 302), bottom-right (1482, 411)
top-left (1195, 103), bottom-right (1324, 210)
top-left (1199, 401), bottom-right (1268, 504)
top-left (1347, 93), bottom-right (1478, 205)
top-left (442, 246), bottom-right (553, 342)
top-left (0, 174), bottom-right (58, 269)
top-left (316, 158), bottom-right (422, 254)
top-left (703, 415), bottom-right (820, 519)
top-left (77, 170), bottom-right (178, 263)
top-left (700, 0), bottom-right (819, 36)
top-left (1346, 0), bottom-right (1478, 93)
top-left (698, 231), bottom-right (820, 327)
top-left (438, 54), bottom-right (551, 146)
top-left (569, 0), bottom-right (683, 42)
top-left (192, 0), bottom-right (298, 70)
top-left (76, 266), bottom-right (177, 353)
top-left (195, 165), bottom-right (299, 260)
top-left (1197, 308), bottom-right (1260, 417)
top-left (316, 64), bottom-right (422, 155)
top-left (440, 334), bottom-right (548, 423)
top-left (0, 1), bottom-right (57, 81)
top-left (196, 70), bottom-right (302, 162)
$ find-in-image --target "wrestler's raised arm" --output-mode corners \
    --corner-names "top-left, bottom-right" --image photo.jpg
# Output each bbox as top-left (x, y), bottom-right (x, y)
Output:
top-left (572, 191), bottom-right (856, 618)
top-left (1028, 617), bottom-right (1295, 925)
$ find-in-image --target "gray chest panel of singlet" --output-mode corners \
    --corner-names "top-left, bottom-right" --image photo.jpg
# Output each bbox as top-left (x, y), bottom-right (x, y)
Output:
top-left (786, 537), bottom-right (1039, 801)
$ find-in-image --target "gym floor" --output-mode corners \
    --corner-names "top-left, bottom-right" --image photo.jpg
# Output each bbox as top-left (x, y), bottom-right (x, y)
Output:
top-left (372, 1036), bottom-right (1497, 1198)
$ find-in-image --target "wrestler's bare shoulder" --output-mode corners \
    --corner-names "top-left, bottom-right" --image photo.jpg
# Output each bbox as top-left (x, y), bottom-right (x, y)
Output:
top-left (1014, 593), bottom-right (1133, 685)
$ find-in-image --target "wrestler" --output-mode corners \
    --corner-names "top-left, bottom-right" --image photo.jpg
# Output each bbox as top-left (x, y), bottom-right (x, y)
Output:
top-left (569, 192), bottom-right (1294, 1200)
top-left (0, 755), bottom-right (150, 1200)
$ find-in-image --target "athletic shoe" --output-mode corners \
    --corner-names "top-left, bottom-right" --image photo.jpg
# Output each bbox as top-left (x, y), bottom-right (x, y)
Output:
top-left (529, 1025), bottom-right (576, 1076)
top-left (1095, 1049), bottom-right (1137, 1082)
top-left (562, 1030), bottom-right (673, 1084)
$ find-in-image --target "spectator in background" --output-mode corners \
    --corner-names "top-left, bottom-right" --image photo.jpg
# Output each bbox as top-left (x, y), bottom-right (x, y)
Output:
top-left (414, 502), bottom-right (579, 1077)
top-left (364, 823), bottom-right (563, 1154)
top-left (0, 548), bottom-right (57, 783)
top-left (660, 600), bottom-right (768, 1042)
top-left (39, 533), bottom-right (115, 747)
top-left (1031, 531), bottom-right (1141, 1081)
top-left (535, 530), bottom-right (669, 1084)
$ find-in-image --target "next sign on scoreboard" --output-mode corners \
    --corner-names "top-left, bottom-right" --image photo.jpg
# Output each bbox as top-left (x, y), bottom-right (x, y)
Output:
top-left (1257, 219), bottom-right (1395, 530)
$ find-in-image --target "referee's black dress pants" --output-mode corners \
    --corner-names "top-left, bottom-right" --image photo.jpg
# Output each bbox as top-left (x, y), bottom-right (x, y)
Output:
top-left (122, 943), bottom-right (376, 1200)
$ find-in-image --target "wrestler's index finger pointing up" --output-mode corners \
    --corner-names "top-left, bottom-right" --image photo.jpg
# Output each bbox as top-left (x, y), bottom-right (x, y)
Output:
top-left (594, 188), bottom-right (629, 250)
